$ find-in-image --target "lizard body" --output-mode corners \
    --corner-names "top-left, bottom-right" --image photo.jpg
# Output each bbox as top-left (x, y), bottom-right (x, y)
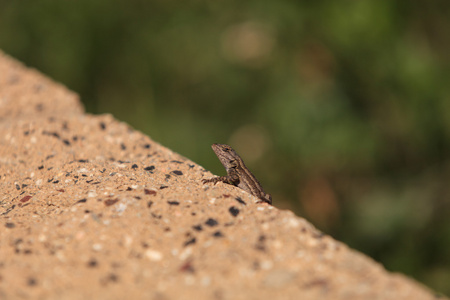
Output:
top-left (202, 143), bottom-right (272, 205)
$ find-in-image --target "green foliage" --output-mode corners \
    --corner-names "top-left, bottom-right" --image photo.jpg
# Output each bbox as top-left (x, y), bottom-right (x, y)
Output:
top-left (1, 0), bottom-right (449, 295)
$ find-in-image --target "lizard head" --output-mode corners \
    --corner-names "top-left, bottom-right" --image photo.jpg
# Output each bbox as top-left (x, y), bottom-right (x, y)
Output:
top-left (211, 143), bottom-right (240, 169)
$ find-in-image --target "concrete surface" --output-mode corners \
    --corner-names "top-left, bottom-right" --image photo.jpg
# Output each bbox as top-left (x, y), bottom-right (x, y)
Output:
top-left (0, 50), bottom-right (443, 300)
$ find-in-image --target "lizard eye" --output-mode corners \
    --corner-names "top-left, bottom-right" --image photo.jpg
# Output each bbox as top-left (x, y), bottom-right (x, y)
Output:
top-left (229, 159), bottom-right (238, 167)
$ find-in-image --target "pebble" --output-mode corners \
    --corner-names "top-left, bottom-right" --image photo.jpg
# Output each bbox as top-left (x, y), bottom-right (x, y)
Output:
top-left (145, 249), bottom-right (163, 261)
top-left (92, 243), bottom-right (103, 251)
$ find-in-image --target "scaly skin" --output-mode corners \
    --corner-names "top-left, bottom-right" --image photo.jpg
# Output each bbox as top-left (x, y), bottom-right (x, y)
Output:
top-left (202, 143), bottom-right (272, 205)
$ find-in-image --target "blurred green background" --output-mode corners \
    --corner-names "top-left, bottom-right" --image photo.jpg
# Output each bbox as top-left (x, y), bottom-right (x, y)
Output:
top-left (1, 0), bottom-right (449, 295)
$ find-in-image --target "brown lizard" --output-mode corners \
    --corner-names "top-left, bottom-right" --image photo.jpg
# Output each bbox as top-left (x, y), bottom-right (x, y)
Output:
top-left (202, 143), bottom-right (272, 204)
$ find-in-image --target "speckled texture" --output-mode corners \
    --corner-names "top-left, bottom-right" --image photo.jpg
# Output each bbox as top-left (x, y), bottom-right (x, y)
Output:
top-left (0, 50), bottom-right (443, 300)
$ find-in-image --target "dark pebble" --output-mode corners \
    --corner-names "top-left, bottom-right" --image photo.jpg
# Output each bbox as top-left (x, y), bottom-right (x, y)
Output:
top-left (213, 231), bottom-right (224, 238)
top-left (192, 225), bottom-right (203, 231)
top-left (104, 199), bottom-right (119, 206)
top-left (183, 237), bottom-right (196, 247)
top-left (144, 189), bottom-right (156, 195)
top-left (151, 213), bottom-right (162, 219)
top-left (87, 259), bottom-right (98, 268)
top-left (108, 273), bottom-right (119, 282)
top-left (5, 222), bottom-right (15, 228)
top-left (179, 261), bottom-right (195, 273)
top-left (27, 277), bottom-right (37, 286)
top-left (229, 206), bottom-right (240, 217)
top-left (20, 195), bottom-right (32, 203)
top-left (205, 218), bottom-right (218, 227)
top-left (43, 131), bottom-right (60, 139)
top-left (235, 197), bottom-right (247, 205)
top-left (255, 235), bottom-right (266, 251)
